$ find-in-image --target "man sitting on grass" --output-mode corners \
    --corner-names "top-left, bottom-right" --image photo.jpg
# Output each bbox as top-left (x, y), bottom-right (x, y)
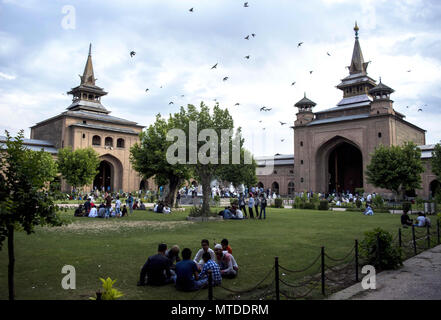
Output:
top-left (214, 244), bottom-right (238, 278)
top-left (414, 212), bottom-right (426, 227)
top-left (193, 239), bottom-right (216, 270)
top-left (174, 248), bottom-right (200, 291)
top-left (401, 211), bottom-right (413, 227)
top-left (196, 252), bottom-right (222, 288)
top-left (138, 243), bottom-right (173, 286)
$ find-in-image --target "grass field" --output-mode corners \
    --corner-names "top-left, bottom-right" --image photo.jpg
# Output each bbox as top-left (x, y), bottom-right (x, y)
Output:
top-left (0, 207), bottom-right (410, 300)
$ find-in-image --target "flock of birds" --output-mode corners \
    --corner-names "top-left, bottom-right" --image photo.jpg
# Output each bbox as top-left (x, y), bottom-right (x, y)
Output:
top-left (119, 2), bottom-right (428, 144)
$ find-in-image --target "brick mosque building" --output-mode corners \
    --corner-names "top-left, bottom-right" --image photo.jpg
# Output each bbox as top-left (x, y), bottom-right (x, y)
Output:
top-left (256, 24), bottom-right (439, 199)
top-left (28, 44), bottom-right (153, 193)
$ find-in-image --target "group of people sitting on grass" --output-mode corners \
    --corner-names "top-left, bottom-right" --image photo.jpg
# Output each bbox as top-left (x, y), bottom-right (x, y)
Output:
top-left (217, 192), bottom-right (269, 220)
top-left (137, 239), bottom-right (238, 291)
top-left (401, 211), bottom-right (432, 228)
top-left (149, 201), bottom-right (172, 214)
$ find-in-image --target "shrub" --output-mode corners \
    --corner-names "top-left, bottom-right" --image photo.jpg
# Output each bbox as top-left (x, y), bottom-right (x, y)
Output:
top-left (372, 195), bottom-right (384, 209)
top-left (303, 202), bottom-right (316, 210)
top-left (230, 198), bottom-right (239, 206)
top-left (293, 196), bottom-right (302, 209)
top-left (355, 199), bottom-right (362, 208)
top-left (318, 200), bottom-right (329, 211)
top-left (360, 228), bottom-right (402, 270)
top-left (355, 188), bottom-right (365, 195)
top-left (402, 201), bottom-right (412, 214)
top-left (90, 277), bottom-right (123, 300)
top-left (274, 198), bottom-right (283, 208)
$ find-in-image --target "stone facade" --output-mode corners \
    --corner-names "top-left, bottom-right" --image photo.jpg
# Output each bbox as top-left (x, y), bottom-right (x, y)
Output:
top-left (257, 25), bottom-right (438, 200)
top-left (30, 44), bottom-right (154, 193)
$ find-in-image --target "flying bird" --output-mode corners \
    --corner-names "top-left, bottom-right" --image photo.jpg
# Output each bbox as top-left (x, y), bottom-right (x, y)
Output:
top-left (260, 106), bottom-right (267, 111)
top-left (262, 128), bottom-right (266, 130)
top-left (327, 52), bottom-right (331, 56)
top-left (130, 51), bottom-right (136, 57)
top-left (281, 139), bottom-right (285, 142)
top-left (266, 108), bottom-right (272, 111)
top-left (169, 102), bottom-right (174, 105)
top-left (251, 33), bottom-right (256, 37)
top-left (309, 70), bottom-right (313, 74)
top-left (181, 95), bottom-right (185, 97)
top-left (244, 2), bottom-right (249, 7)
top-left (245, 55), bottom-right (250, 59)
top-left (279, 121), bottom-right (287, 125)
top-left (297, 42), bottom-right (303, 47)
top-left (259, 120), bottom-right (262, 123)
top-left (418, 108), bottom-right (423, 112)
top-left (245, 35), bottom-right (250, 40)
top-left (234, 103), bottom-right (240, 106)
top-left (189, 7), bottom-right (194, 12)
top-left (406, 106), bottom-right (409, 108)
top-left (145, 88), bottom-right (149, 92)
top-left (407, 70), bottom-right (411, 72)
top-left (223, 77), bottom-right (229, 81)
top-left (291, 81), bottom-right (296, 86)
top-left (211, 63), bottom-right (218, 69)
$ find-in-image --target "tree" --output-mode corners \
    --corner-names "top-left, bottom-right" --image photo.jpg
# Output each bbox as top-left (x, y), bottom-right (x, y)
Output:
top-left (130, 114), bottom-right (191, 207)
top-left (217, 148), bottom-right (257, 189)
top-left (57, 146), bottom-right (100, 193)
top-left (0, 130), bottom-right (62, 300)
top-left (430, 143), bottom-right (441, 180)
top-left (366, 142), bottom-right (424, 199)
top-left (170, 102), bottom-right (252, 216)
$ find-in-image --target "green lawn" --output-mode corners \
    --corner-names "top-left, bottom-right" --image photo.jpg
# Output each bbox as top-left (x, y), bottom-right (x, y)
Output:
top-left (0, 207), bottom-right (411, 300)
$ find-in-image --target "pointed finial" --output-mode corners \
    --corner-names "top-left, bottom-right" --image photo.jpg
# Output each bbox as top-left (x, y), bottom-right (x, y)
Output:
top-left (379, 76), bottom-right (382, 83)
top-left (304, 92), bottom-right (306, 98)
top-left (88, 43), bottom-right (92, 56)
top-left (354, 21), bottom-right (359, 38)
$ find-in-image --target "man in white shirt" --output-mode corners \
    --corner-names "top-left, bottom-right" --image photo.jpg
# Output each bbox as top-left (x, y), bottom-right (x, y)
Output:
top-left (415, 213), bottom-right (426, 227)
top-left (88, 206), bottom-right (98, 218)
top-left (193, 239), bottom-right (216, 270)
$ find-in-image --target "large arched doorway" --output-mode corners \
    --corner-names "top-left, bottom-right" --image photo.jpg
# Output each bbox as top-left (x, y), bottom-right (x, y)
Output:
top-left (93, 161), bottom-right (112, 191)
top-left (430, 180), bottom-right (441, 198)
top-left (271, 181), bottom-right (279, 195)
top-left (327, 142), bottom-right (363, 193)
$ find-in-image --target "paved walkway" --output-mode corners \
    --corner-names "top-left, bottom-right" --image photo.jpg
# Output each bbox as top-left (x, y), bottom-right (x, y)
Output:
top-left (328, 244), bottom-right (441, 300)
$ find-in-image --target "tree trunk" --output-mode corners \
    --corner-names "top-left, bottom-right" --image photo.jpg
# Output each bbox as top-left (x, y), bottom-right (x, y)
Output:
top-left (164, 176), bottom-right (180, 208)
top-left (201, 174), bottom-right (212, 217)
top-left (7, 225), bottom-right (15, 300)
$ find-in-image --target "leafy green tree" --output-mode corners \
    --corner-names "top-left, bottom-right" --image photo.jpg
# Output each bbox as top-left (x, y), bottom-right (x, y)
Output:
top-left (57, 146), bottom-right (100, 193)
top-left (0, 130), bottom-right (62, 300)
top-left (366, 142), bottom-right (424, 199)
top-left (430, 143), bottom-right (441, 180)
top-left (170, 102), bottom-right (252, 216)
top-left (217, 146), bottom-right (257, 189)
top-left (130, 114), bottom-right (191, 207)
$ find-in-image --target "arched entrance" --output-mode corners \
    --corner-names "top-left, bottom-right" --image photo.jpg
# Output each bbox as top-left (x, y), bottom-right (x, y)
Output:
top-left (430, 180), bottom-right (441, 198)
top-left (92, 154), bottom-right (124, 192)
top-left (93, 161), bottom-right (112, 191)
top-left (316, 136), bottom-right (363, 194)
top-left (327, 143), bottom-right (363, 193)
top-left (271, 181), bottom-right (279, 195)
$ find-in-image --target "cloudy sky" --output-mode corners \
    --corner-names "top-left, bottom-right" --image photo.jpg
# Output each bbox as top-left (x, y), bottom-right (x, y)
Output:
top-left (1, 0), bottom-right (440, 157)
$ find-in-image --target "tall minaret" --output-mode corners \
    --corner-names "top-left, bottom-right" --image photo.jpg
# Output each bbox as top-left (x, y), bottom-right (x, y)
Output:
top-left (336, 23), bottom-right (377, 99)
top-left (294, 93), bottom-right (316, 126)
top-left (67, 44), bottom-right (109, 114)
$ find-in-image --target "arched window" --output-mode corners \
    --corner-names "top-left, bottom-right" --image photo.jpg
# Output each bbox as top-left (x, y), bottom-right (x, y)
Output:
top-left (288, 181), bottom-right (295, 196)
top-left (117, 138), bottom-right (125, 148)
top-left (92, 135), bottom-right (101, 146)
top-left (105, 137), bottom-right (113, 147)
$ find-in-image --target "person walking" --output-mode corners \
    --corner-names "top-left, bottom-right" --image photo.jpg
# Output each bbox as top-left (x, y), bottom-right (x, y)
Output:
top-left (238, 193), bottom-right (247, 218)
top-left (248, 194), bottom-right (255, 219)
top-left (254, 193), bottom-right (260, 217)
top-left (259, 194), bottom-right (267, 220)
top-left (126, 193), bottom-right (134, 214)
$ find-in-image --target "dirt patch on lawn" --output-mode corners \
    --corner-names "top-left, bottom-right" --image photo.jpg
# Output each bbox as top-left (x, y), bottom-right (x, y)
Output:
top-left (43, 220), bottom-right (194, 233)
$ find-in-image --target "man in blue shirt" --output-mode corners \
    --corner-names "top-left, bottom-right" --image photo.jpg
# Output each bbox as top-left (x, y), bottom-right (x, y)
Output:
top-left (174, 248), bottom-right (200, 291)
top-left (195, 252), bottom-right (222, 288)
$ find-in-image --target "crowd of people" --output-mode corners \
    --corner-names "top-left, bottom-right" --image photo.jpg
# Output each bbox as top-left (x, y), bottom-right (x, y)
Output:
top-left (73, 192), bottom-right (147, 218)
top-left (138, 239), bottom-right (238, 291)
top-left (218, 191), bottom-right (269, 220)
top-left (401, 211), bottom-right (432, 228)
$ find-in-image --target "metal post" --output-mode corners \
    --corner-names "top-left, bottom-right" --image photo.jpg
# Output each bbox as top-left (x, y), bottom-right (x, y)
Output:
top-left (437, 219), bottom-right (440, 245)
top-left (412, 225), bottom-right (417, 255)
top-left (275, 257), bottom-right (280, 301)
top-left (355, 239), bottom-right (359, 282)
top-left (426, 224), bottom-right (431, 249)
top-left (376, 234), bottom-right (381, 268)
top-left (398, 228), bottom-right (402, 247)
top-left (208, 270), bottom-right (213, 301)
top-left (321, 247), bottom-right (325, 296)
